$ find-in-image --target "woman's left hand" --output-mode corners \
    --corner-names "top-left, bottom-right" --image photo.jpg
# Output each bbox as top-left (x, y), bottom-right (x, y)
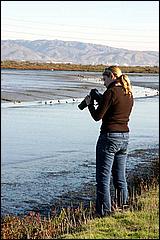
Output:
top-left (85, 95), bottom-right (92, 105)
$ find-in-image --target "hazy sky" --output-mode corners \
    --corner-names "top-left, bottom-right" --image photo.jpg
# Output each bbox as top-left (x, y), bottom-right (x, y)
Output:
top-left (1, 1), bottom-right (159, 51)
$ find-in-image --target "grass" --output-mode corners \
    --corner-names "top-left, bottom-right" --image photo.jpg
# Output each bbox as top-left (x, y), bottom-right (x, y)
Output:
top-left (1, 180), bottom-right (159, 239)
top-left (62, 187), bottom-right (159, 239)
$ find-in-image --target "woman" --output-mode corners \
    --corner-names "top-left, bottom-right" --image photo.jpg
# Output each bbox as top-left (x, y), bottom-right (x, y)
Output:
top-left (85, 66), bottom-right (134, 217)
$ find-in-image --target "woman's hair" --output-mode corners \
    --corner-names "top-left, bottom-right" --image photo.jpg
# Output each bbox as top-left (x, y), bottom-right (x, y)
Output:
top-left (103, 66), bottom-right (132, 96)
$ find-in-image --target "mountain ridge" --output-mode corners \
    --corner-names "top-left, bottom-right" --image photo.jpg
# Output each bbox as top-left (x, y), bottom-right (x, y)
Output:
top-left (1, 39), bottom-right (159, 66)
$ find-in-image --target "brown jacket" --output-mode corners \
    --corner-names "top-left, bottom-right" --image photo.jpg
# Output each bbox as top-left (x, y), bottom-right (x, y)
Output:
top-left (88, 82), bottom-right (134, 132)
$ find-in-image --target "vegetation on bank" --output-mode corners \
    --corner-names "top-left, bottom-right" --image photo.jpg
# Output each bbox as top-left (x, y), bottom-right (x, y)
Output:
top-left (1, 161), bottom-right (159, 239)
top-left (1, 60), bottom-right (159, 73)
top-left (1, 185), bottom-right (159, 239)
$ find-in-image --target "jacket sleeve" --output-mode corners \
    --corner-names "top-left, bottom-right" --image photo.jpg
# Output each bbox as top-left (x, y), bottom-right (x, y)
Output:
top-left (88, 89), bottom-right (113, 121)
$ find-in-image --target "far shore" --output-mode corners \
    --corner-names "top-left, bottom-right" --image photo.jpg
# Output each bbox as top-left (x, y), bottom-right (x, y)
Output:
top-left (1, 60), bottom-right (159, 73)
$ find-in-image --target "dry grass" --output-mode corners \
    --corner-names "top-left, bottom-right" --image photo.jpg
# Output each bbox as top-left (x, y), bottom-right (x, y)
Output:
top-left (1, 60), bottom-right (159, 73)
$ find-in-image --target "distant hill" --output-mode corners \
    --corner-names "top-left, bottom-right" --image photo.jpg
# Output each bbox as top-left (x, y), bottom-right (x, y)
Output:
top-left (1, 39), bottom-right (159, 66)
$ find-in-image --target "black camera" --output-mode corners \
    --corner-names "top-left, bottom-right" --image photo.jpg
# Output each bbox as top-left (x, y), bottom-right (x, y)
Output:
top-left (78, 88), bottom-right (103, 110)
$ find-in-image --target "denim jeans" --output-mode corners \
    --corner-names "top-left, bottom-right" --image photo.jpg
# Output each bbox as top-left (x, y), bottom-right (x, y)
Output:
top-left (96, 132), bottom-right (129, 216)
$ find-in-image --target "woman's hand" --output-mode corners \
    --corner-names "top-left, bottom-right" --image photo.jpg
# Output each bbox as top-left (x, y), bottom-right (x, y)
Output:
top-left (85, 95), bottom-right (92, 106)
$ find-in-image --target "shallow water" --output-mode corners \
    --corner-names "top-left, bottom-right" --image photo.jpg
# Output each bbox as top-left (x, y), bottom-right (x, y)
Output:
top-left (1, 70), bottom-right (159, 216)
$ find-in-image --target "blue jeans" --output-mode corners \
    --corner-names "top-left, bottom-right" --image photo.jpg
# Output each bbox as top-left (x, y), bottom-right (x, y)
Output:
top-left (96, 132), bottom-right (129, 216)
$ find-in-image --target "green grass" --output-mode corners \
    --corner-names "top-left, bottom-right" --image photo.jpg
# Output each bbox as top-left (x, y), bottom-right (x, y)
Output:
top-left (1, 186), bottom-right (159, 239)
top-left (62, 188), bottom-right (159, 239)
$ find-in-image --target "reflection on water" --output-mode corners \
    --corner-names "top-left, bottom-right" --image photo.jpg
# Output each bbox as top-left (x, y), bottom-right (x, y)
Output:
top-left (1, 95), bottom-right (159, 216)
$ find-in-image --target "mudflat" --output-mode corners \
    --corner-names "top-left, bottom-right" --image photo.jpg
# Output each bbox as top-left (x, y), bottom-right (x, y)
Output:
top-left (1, 73), bottom-right (104, 103)
top-left (1, 71), bottom-right (159, 103)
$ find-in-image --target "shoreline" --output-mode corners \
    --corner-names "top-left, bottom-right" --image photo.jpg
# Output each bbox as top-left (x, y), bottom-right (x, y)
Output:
top-left (1, 146), bottom-right (159, 219)
top-left (37, 147), bottom-right (159, 217)
top-left (14, 145), bottom-right (158, 218)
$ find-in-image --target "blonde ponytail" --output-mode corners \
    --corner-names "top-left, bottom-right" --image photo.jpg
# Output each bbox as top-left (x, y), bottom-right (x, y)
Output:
top-left (119, 74), bottom-right (132, 96)
top-left (104, 66), bottom-right (132, 97)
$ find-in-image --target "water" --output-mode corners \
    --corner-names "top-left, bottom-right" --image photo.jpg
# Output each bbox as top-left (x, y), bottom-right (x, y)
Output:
top-left (1, 70), bottom-right (159, 216)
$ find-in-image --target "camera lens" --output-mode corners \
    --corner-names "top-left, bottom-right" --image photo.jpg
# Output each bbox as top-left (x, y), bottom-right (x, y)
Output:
top-left (78, 100), bottom-right (87, 110)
